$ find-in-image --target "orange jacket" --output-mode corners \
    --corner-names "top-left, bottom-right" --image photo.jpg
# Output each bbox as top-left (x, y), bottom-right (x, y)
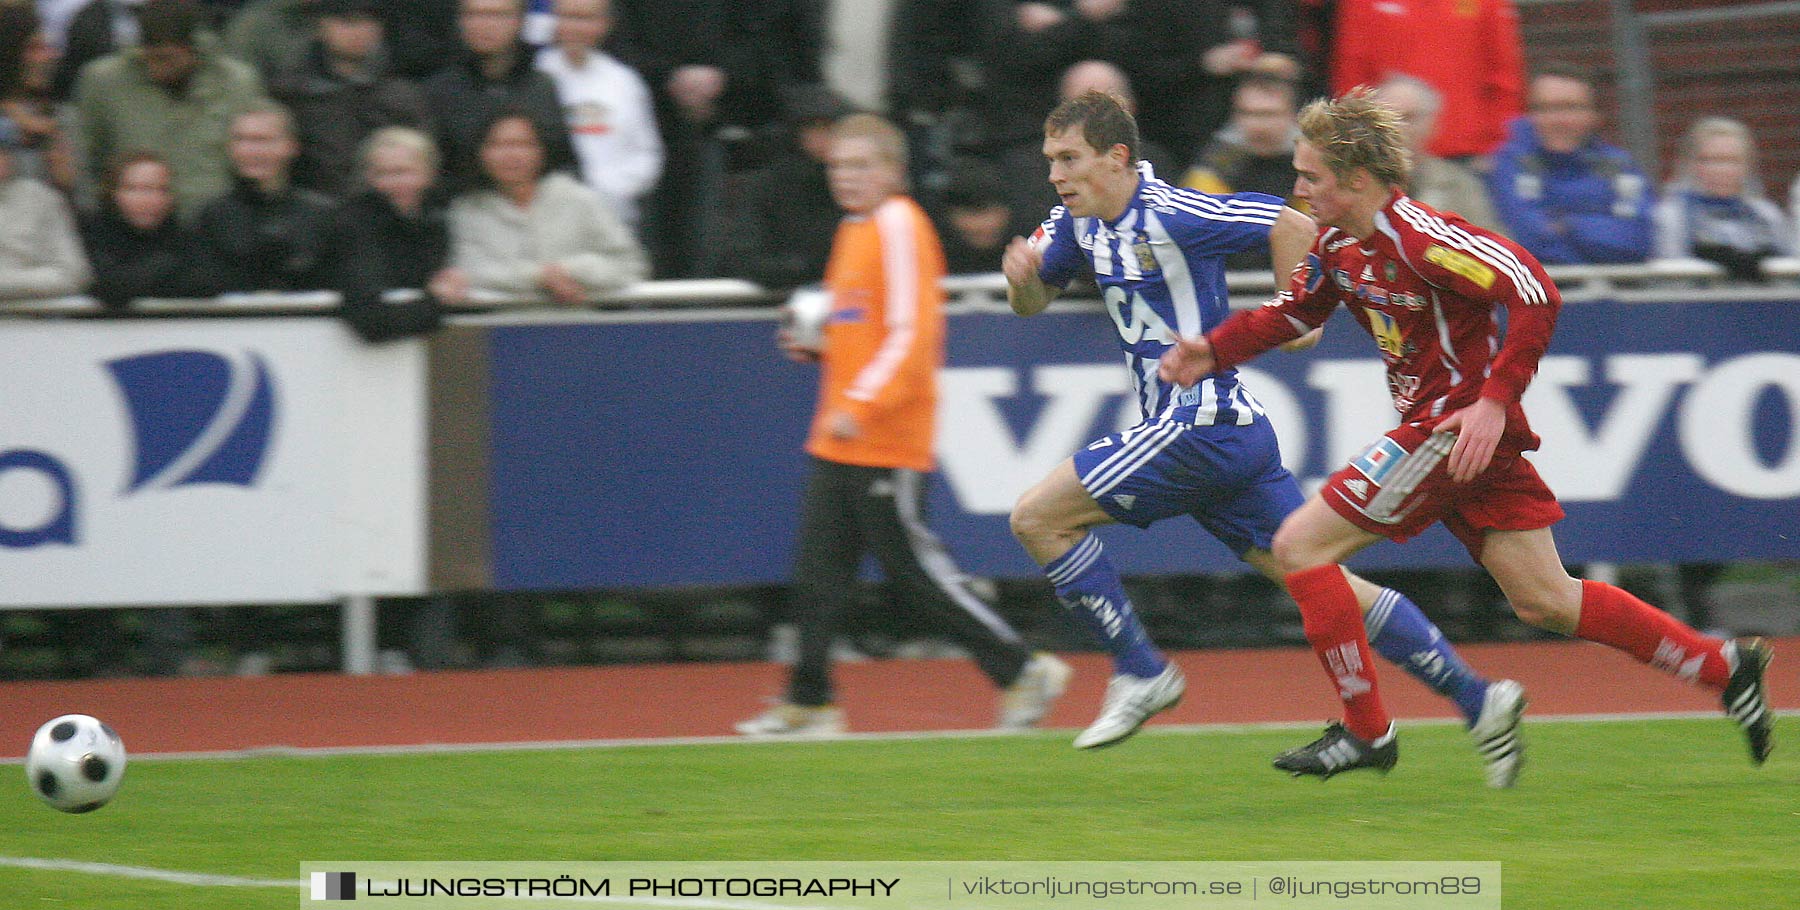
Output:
top-left (806, 195), bottom-right (945, 472)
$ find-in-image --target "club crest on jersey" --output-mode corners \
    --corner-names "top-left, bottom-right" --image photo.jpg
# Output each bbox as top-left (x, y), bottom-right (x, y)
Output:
top-left (1133, 236), bottom-right (1159, 273)
top-left (1424, 244), bottom-right (1497, 289)
top-left (1302, 253), bottom-right (1326, 293)
top-left (1384, 261), bottom-right (1398, 282)
top-left (1350, 437), bottom-right (1408, 484)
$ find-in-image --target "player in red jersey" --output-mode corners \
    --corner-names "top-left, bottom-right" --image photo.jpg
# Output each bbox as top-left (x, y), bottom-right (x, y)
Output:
top-left (1160, 89), bottom-right (1774, 779)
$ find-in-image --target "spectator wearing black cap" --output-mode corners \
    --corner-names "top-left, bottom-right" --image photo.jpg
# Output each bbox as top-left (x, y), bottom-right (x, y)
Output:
top-left (270, 0), bottom-right (432, 199)
top-left (718, 83), bottom-right (852, 291)
top-left (936, 158), bottom-right (1016, 276)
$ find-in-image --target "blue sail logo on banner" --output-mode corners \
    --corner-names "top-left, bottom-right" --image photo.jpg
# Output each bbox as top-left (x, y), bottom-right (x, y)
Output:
top-left (106, 351), bottom-right (277, 493)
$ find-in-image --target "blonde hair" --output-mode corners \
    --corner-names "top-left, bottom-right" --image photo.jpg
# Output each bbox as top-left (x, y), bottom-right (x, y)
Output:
top-left (831, 113), bottom-right (908, 168)
top-left (233, 99), bottom-right (297, 140)
top-left (360, 126), bottom-right (441, 175)
top-left (1670, 115), bottom-right (1756, 189)
top-left (1297, 87), bottom-right (1411, 187)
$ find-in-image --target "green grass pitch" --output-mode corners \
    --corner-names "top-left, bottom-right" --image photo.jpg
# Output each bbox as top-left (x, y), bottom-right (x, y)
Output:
top-left (3, 718), bottom-right (1795, 909)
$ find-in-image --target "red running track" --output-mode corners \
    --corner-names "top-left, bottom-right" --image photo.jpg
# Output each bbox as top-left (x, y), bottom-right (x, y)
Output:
top-left (0, 638), bottom-right (1793, 757)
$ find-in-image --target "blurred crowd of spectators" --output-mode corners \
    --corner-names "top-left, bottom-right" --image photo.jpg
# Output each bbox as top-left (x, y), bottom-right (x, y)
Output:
top-left (3, 0), bottom-right (1798, 331)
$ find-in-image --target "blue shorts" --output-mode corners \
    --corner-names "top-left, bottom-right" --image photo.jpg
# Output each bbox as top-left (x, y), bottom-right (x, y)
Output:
top-left (1071, 416), bottom-right (1303, 556)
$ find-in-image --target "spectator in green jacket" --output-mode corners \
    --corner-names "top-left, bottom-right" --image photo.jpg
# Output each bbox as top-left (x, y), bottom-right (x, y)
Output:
top-left (71, 0), bottom-right (266, 219)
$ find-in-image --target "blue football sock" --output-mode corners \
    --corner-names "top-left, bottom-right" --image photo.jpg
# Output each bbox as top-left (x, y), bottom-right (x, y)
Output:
top-left (1365, 587), bottom-right (1488, 726)
top-left (1044, 534), bottom-right (1165, 678)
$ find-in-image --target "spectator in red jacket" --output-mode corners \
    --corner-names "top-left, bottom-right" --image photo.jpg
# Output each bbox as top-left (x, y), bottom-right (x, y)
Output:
top-left (1330, 0), bottom-right (1524, 160)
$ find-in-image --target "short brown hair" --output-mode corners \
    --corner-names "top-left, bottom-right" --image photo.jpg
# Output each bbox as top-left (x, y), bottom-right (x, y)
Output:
top-left (1297, 86), bottom-right (1410, 187)
top-left (1043, 90), bottom-right (1138, 163)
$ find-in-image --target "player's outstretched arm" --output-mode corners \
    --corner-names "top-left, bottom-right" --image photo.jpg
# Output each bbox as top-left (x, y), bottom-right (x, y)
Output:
top-left (1003, 236), bottom-right (1056, 316)
top-left (1269, 206), bottom-right (1316, 283)
top-left (1279, 326), bottom-right (1324, 352)
top-left (1157, 335), bottom-right (1216, 388)
top-left (1271, 208), bottom-right (1323, 352)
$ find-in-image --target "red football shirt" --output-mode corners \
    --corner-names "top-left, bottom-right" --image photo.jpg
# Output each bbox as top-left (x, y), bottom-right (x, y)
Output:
top-left (1209, 191), bottom-right (1562, 454)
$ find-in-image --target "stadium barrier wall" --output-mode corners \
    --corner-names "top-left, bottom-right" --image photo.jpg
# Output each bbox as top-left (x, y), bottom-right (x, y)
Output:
top-left (477, 293), bottom-right (1800, 591)
top-left (0, 318), bottom-right (429, 607)
top-left (1, 264), bottom-right (1796, 671)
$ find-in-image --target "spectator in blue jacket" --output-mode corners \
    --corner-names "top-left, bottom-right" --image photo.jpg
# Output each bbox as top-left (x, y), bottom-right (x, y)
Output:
top-left (1488, 64), bottom-right (1653, 264)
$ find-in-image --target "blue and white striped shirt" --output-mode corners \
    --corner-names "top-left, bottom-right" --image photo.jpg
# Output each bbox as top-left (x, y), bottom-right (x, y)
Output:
top-left (1032, 163), bottom-right (1284, 425)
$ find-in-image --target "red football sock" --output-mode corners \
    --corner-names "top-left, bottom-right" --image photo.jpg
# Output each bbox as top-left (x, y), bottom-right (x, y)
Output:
top-left (1287, 565), bottom-right (1390, 741)
top-left (1575, 580), bottom-right (1730, 689)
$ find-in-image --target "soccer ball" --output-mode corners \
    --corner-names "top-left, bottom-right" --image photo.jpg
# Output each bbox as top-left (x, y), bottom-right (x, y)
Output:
top-left (25, 714), bottom-right (126, 813)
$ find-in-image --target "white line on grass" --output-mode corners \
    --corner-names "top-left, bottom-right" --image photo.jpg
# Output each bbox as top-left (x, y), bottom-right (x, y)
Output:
top-left (0, 855), bottom-right (297, 887)
top-left (0, 708), bottom-right (1784, 764)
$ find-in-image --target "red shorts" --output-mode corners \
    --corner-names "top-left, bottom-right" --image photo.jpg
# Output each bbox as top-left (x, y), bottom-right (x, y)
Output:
top-left (1322, 423), bottom-right (1564, 562)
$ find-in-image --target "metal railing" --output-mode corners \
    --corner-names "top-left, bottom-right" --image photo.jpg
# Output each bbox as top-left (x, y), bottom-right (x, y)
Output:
top-left (5, 259), bottom-right (1797, 320)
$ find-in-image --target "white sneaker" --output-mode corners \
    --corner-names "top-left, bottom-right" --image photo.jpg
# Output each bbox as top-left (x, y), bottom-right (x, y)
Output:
top-left (1073, 664), bottom-right (1186, 749)
top-left (998, 653), bottom-right (1073, 729)
top-left (1470, 679), bottom-right (1527, 788)
top-left (735, 703), bottom-right (846, 738)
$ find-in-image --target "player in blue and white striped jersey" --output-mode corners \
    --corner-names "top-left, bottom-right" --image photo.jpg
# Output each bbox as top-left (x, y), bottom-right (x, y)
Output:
top-left (1004, 92), bottom-right (1525, 784)
top-left (1032, 163), bottom-right (1287, 425)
